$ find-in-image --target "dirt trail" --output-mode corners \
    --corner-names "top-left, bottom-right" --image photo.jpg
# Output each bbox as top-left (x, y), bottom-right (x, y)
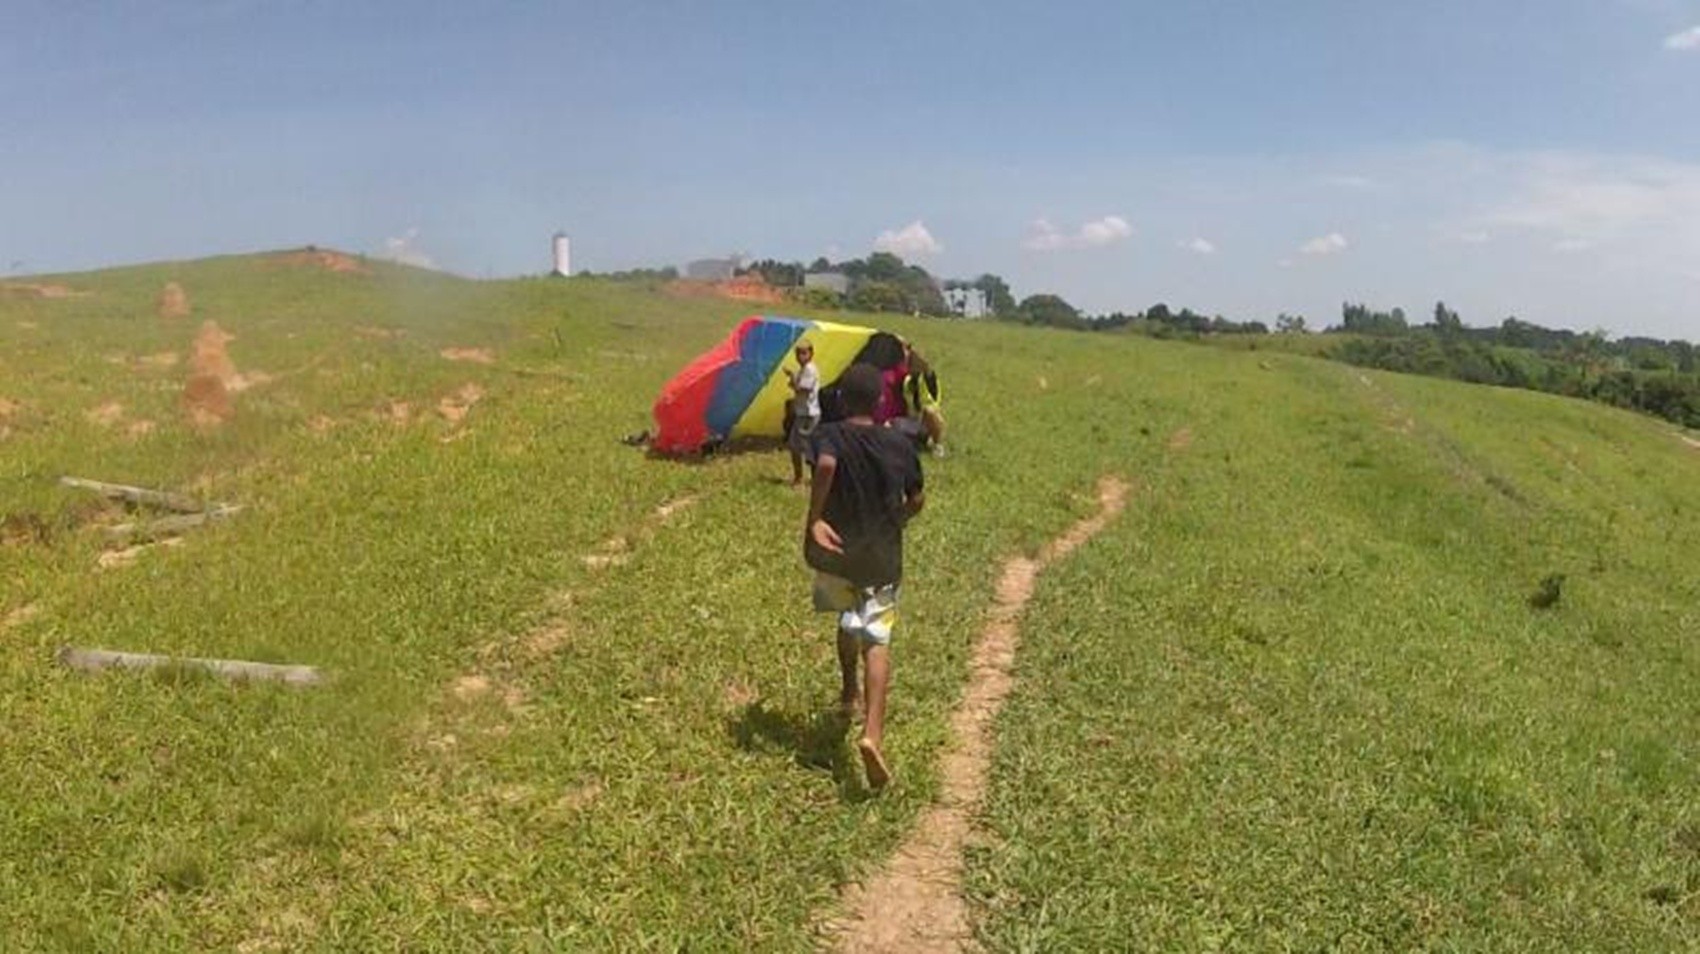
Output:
top-left (1680, 434), bottom-right (1700, 451)
top-left (829, 474), bottom-right (1131, 953)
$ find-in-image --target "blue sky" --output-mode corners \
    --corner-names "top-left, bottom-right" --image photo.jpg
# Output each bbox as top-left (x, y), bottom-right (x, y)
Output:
top-left (4, 0), bottom-right (1700, 338)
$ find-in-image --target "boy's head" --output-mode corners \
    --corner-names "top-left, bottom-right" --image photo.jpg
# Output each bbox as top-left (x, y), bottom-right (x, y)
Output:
top-left (838, 362), bottom-right (883, 416)
top-left (794, 341), bottom-right (814, 364)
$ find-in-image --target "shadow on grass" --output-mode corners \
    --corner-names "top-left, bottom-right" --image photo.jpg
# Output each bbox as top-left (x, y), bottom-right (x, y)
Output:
top-left (728, 701), bottom-right (873, 802)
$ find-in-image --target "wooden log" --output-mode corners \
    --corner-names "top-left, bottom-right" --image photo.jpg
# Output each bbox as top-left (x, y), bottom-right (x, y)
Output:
top-left (56, 647), bottom-right (323, 686)
top-left (104, 505), bottom-right (243, 542)
top-left (59, 476), bottom-right (205, 513)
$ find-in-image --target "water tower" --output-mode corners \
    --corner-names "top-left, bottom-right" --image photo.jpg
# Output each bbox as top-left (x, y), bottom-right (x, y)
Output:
top-left (551, 232), bottom-right (572, 277)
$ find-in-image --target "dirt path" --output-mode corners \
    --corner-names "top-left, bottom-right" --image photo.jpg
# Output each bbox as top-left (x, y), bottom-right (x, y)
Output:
top-left (828, 474), bottom-right (1131, 953)
top-left (1680, 433), bottom-right (1700, 451)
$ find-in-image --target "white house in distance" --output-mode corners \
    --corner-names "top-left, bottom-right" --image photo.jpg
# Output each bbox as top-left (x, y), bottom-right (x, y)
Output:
top-left (685, 257), bottom-right (739, 281)
top-left (944, 286), bottom-right (988, 318)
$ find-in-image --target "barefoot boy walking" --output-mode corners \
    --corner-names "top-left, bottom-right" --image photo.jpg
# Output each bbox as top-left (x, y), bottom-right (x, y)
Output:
top-left (804, 363), bottom-right (925, 789)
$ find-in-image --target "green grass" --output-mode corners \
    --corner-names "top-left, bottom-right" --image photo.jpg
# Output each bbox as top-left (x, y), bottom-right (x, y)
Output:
top-left (967, 361), bottom-right (1700, 950)
top-left (2, 254), bottom-right (1696, 950)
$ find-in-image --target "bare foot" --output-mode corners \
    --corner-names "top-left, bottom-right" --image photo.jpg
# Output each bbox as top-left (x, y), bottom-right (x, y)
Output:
top-left (858, 737), bottom-right (891, 790)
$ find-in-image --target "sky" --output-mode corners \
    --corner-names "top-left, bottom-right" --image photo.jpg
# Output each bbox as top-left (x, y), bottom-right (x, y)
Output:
top-left (4, 0), bottom-right (1700, 339)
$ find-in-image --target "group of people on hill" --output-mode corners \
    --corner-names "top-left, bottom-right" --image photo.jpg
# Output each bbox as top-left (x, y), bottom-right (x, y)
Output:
top-left (783, 340), bottom-right (944, 487)
top-left (779, 339), bottom-right (940, 790)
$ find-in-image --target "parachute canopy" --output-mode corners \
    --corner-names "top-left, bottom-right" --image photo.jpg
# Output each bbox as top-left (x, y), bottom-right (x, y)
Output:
top-left (652, 315), bottom-right (905, 453)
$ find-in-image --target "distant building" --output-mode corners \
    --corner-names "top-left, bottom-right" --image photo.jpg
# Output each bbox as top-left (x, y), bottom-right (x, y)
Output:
top-left (944, 286), bottom-right (989, 318)
top-left (685, 258), bottom-right (738, 281)
top-left (803, 272), bottom-right (850, 296)
top-left (551, 232), bottom-right (571, 277)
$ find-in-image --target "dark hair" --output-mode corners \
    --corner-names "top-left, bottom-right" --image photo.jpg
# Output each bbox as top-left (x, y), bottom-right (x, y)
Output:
top-left (837, 362), bottom-right (883, 416)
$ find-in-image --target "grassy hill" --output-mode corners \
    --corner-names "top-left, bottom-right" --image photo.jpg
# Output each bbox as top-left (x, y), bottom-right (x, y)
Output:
top-left (1, 253), bottom-right (1696, 950)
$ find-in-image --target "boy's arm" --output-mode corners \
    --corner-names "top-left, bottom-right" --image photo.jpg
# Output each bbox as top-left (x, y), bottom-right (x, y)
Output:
top-left (808, 453), bottom-right (843, 553)
top-left (904, 447), bottom-right (925, 517)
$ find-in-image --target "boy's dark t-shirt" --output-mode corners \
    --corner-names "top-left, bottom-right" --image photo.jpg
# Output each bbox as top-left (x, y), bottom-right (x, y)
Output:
top-left (807, 421), bottom-right (923, 588)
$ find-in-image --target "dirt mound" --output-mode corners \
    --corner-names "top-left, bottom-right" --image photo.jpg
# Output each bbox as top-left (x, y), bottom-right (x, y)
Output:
top-left (271, 248), bottom-right (370, 274)
top-left (437, 383), bottom-right (485, 424)
top-left (85, 401), bottom-right (125, 427)
top-left (189, 321), bottom-right (238, 385)
top-left (182, 375), bottom-right (232, 427)
top-left (1, 282), bottom-right (89, 300)
top-left (157, 282), bottom-right (190, 318)
top-left (664, 275), bottom-right (787, 305)
top-left (439, 347), bottom-right (495, 365)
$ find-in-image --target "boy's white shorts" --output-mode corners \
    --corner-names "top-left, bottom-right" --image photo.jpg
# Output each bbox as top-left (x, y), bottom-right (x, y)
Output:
top-left (812, 573), bottom-right (900, 646)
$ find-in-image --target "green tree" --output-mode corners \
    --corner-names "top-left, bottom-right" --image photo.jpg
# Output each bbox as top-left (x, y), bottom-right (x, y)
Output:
top-left (972, 273), bottom-right (1017, 316)
top-left (1275, 313), bottom-right (1308, 333)
top-left (849, 281), bottom-right (907, 313)
top-left (1016, 293), bottom-right (1083, 329)
top-left (1433, 300), bottom-right (1463, 336)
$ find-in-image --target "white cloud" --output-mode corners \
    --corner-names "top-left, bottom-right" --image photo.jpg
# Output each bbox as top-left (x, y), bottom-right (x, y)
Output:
top-left (1457, 229), bottom-right (1492, 244)
top-left (1299, 232), bottom-right (1349, 256)
top-left (1553, 237), bottom-right (1595, 252)
top-left (378, 228), bottom-right (435, 269)
top-left (1023, 215), bottom-right (1132, 251)
top-left (872, 221), bottom-right (942, 258)
top-left (1179, 237), bottom-right (1217, 255)
top-left (1023, 218), bottom-right (1066, 251)
top-left (1663, 25), bottom-right (1700, 49)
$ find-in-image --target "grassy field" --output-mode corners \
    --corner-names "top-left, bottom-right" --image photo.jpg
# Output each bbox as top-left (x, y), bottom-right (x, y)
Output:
top-left (1, 254), bottom-right (1696, 951)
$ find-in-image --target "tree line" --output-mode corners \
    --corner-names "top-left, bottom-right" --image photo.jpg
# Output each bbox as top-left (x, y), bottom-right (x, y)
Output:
top-left (1324, 301), bottom-right (1700, 427)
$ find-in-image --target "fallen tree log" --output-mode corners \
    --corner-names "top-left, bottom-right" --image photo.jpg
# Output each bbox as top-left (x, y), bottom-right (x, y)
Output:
top-left (60, 476), bottom-right (205, 513)
top-left (56, 647), bottom-right (323, 686)
top-left (104, 505), bottom-right (243, 543)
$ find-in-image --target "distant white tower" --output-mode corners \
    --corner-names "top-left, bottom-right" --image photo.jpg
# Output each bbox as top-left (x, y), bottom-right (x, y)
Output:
top-left (551, 232), bottom-right (572, 277)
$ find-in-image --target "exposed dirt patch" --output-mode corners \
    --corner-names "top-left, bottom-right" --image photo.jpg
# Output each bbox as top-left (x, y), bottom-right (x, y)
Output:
top-left (549, 781), bottom-right (604, 815)
top-left (1680, 434), bottom-right (1700, 451)
top-left (664, 275), bottom-right (786, 304)
top-left (15, 320), bottom-right (38, 330)
top-left (157, 282), bottom-right (190, 318)
top-left (182, 375), bottom-right (232, 428)
top-left (182, 320), bottom-right (242, 427)
top-left (189, 321), bottom-right (237, 384)
top-left (723, 679), bottom-right (759, 710)
top-left (0, 398), bottom-right (18, 418)
top-left (354, 326), bottom-right (402, 340)
top-left (1167, 426), bottom-right (1193, 451)
top-left (127, 419), bottom-right (157, 438)
top-left (384, 401), bottom-right (413, 426)
top-left (2, 513), bottom-right (51, 547)
top-left (828, 475), bottom-right (1132, 954)
top-left (440, 347), bottom-right (495, 365)
top-left (138, 351), bottom-right (180, 369)
top-left (85, 401), bottom-right (125, 427)
top-left (1, 603), bottom-right (40, 633)
top-left (436, 383), bottom-right (485, 424)
top-left (271, 248), bottom-right (370, 274)
top-left (98, 537), bottom-right (185, 570)
top-left (451, 674), bottom-right (492, 700)
top-left (229, 370), bottom-right (273, 393)
top-left (307, 415), bottom-right (336, 434)
top-left (2, 282), bottom-right (90, 299)
top-left (521, 620), bottom-right (574, 658)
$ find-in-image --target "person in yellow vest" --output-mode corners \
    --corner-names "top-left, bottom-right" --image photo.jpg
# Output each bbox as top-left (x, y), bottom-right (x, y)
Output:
top-left (903, 350), bottom-right (945, 457)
